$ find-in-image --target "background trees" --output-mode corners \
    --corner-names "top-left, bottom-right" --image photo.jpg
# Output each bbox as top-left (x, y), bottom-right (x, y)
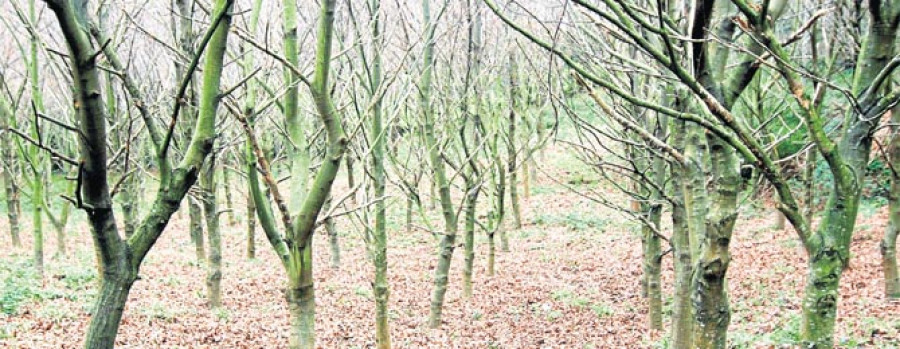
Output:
top-left (2, 0), bottom-right (900, 348)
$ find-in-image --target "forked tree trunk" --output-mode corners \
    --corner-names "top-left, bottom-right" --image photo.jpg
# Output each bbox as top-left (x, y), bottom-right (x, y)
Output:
top-left (46, 0), bottom-right (234, 346)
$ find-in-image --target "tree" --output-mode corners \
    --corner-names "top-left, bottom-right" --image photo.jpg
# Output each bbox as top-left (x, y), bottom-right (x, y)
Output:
top-left (238, 0), bottom-right (347, 346)
top-left (43, 0), bottom-right (235, 346)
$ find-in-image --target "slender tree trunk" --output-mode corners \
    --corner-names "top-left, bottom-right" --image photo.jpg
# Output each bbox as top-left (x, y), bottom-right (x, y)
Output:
top-left (671, 184), bottom-right (693, 346)
top-left (27, 0), bottom-right (45, 278)
top-left (885, 108), bottom-right (900, 298)
top-left (49, 173), bottom-right (75, 259)
top-left (803, 148), bottom-right (817, 224)
top-left (642, 202), bottom-right (662, 331)
top-left (120, 175), bottom-right (138, 238)
top-left (190, 200), bottom-right (206, 263)
top-left (508, 115), bottom-right (522, 231)
top-left (323, 198), bottom-right (340, 269)
top-left (246, 191), bottom-right (257, 259)
top-left (462, 178), bottom-right (478, 298)
top-left (202, 155), bottom-right (222, 308)
top-left (406, 195), bottom-right (414, 233)
top-left (32, 176), bottom-right (45, 277)
top-left (369, 2), bottom-right (391, 338)
top-left (241, 0), bottom-right (263, 261)
top-left (1, 94), bottom-right (22, 249)
top-left (2, 166), bottom-right (20, 248)
top-left (491, 141), bottom-right (507, 273)
top-left (671, 118), bottom-right (693, 348)
top-left (223, 165), bottom-right (236, 226)
top-left (522, 159), bottom-right (530, 199)
top-left (421, 0), bottom-right (459, 329)
top-left (772, 210), bottom-right (785, 230)
top-left (346, 156), bottom-right (357, 206)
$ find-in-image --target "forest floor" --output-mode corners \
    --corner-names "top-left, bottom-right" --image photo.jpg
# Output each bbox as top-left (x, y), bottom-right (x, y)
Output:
top-left (2, 145), bottom-right (900, 348)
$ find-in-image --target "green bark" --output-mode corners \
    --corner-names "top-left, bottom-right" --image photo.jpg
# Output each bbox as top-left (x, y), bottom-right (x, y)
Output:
top-left (222, 165), bottom-right (236, 226)
top-left (190, 199), bottom-right (206, 263)
top-left (244, 1), bottom-right (345, 347)
top-left (0, 93), bottom-right (20, 247)
top-left (366, 0), bottom-right (391, 345)
top-left (242, 0), bottom-right (263, 260)
top-left (323, 198), bottom-right (340, 269)
top-left (422, 0), bottom-right (459, 329)
top-left (282, 0), bottom-right (310, 209)
top-left (202, 154), bottom-right (222, 308)
top-left (692, 135), bottom-right (739, 349)
top-left (798, 6), bottom-right (900, 345)
top-left (44, 0), bottom-right (234, 346)
top-left (885, 107), bottom-right (900, 298)
top-left (488, 130), bottom-right (507, 276)
top-left (670, 118), bottom-right (693, 348)
top-left (462, 176), bottom-right (478, 299)
top-left (32, 172), bottom-right (44, 276)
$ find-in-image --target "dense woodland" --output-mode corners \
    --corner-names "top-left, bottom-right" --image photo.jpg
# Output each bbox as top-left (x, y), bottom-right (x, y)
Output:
top-left (2, 0), bottom-right (900, 348)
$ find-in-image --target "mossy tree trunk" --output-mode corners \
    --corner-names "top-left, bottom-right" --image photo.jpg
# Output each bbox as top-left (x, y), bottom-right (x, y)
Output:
top-left (884, 106), bottom-right (900, 298)
top-left (242, 1), bottom-right (346, 347)
top-left (202, 153), bottom-right (222, 308)
top-left (241, 0), bottom-right (263, 261)
top-left (45, 0), bottom-right (235, 346)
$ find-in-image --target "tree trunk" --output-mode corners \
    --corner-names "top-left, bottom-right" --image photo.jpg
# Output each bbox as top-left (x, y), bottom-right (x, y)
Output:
top-left (2, 145), bottom-right (21, 248)
top-left (428, 232), bottom-right (456, 328)
top-left (884, 106), bottom-right (900, 298)
top-left (120, 175), bottom-right (138, 238)
top-left (642, 203), bottom-right (662, 331)
top-left (32, 176), bottom-right (44, 278)
top-left (287, 242), bottom-right (315, 349)
top-left (324, 199), bottom-right (340, 269)
top-left (487, 233), bottom-right (495, 276)
top-left (671, 118), bottom-right (693, 348)
top-left (406, 195), bottom-right (414, 233)
top-left (247, 190), bottom-right (257, 259)
top-left (222, 166), bottom-right (236, 226)
top-left (241, 0), bottom-right (263, 260)
top-left (803, 148), bottom-right (817, 224)
top-left (202, 156), bottom-right (222, 308)
top-left (462, 179), bottom-right (478, 299)
top-left (800, 246), bottom-right (843, 348)
top-left (692, 136), bottom-right (739, 349)
top-left (508, 114), bottom-right (522, 231)
top-left (346, 156), bottom-right (357, 206)
top-left (772, 210), bottom-right (785, 230)
top-left (84, 276), bottom-right (136, 349)
top-left (190, 200), bottom-right (206, 263)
